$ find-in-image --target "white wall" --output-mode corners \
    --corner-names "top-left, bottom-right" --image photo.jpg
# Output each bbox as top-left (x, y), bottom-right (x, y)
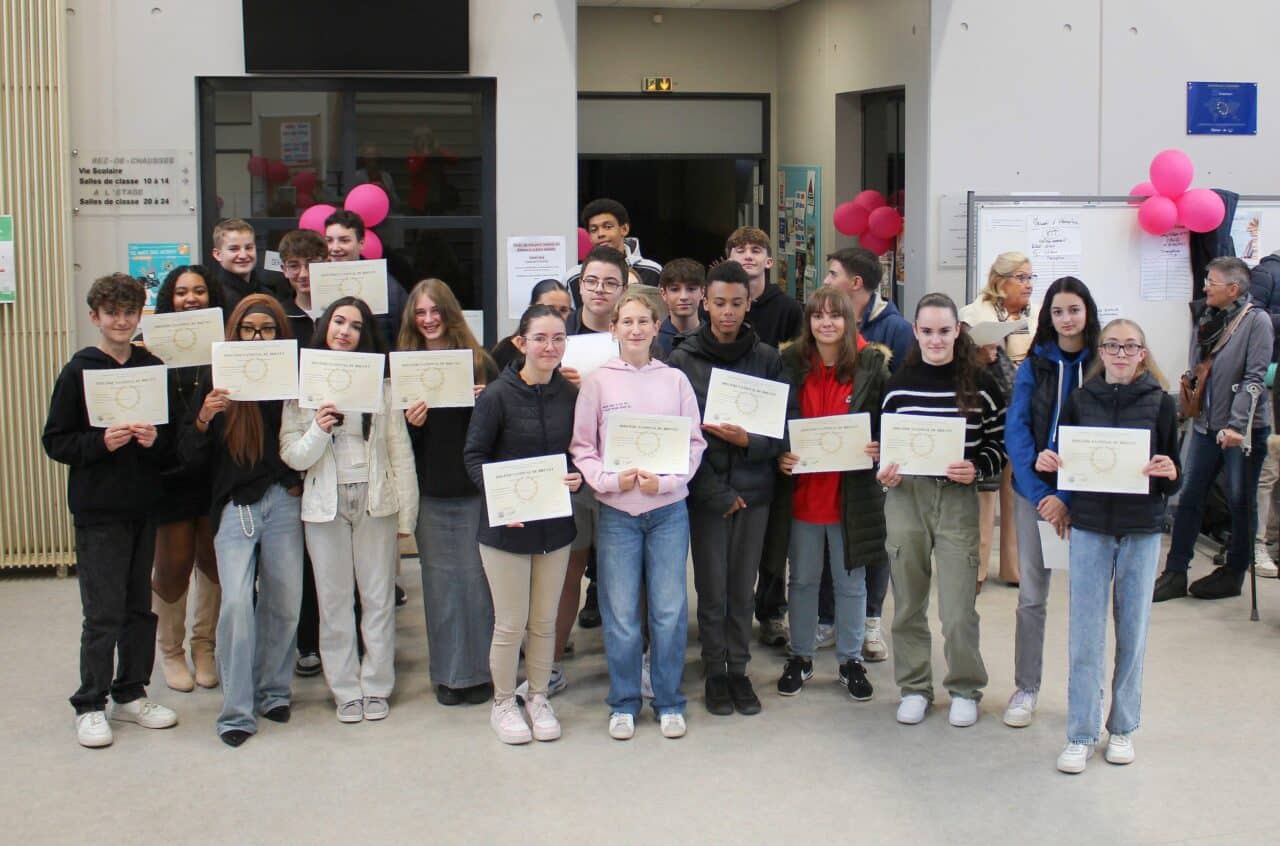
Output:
top-left (65, 0), bottom-right (576, 343)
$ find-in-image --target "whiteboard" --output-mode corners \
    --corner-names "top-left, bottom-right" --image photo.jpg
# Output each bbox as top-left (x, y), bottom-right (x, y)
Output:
top-left (968, 195), bottom-right (1280, 382)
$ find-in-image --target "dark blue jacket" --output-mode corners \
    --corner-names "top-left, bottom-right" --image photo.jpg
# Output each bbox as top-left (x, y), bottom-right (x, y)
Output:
top-left (859, 294), bottom-right (913, 373)
top-left (1006, 340), bottom-right (1091, 507)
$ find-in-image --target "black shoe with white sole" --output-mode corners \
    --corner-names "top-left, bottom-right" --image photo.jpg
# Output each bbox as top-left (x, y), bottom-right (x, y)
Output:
top-left (776, 656), bottom-right (813, 696)
top-left (839, 659), bottom-right (873, 701)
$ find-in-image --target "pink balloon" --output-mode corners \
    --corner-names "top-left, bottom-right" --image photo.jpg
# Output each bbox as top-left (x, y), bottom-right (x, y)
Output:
top-left (292, 170), bottom-right (318, 192)
top-left (345, 183), bottom-right (390, 227)
top-left (298, 203), bottom-right (337, 233)
top-left (853, 190), bottom-right (887, 212)
top-left (577, 227), bottom-right (593, 261)
top-left (868, 206), bottom-right (904, 239)
top-left (1176, 188), bottom-right (1226, 233)
top-left (1128, 181), bottom-right (1156, 205)
top-left (295, 191), bottom-right (315, 209)
top-left (859, 232), bottom-right (894, 256)
top-left (1149, 149), bottom-right (1194, 198)
top-left (1137, 195), bottom-right (1178, 236)
top-left (361, 229), bottom-right (383, 260)
top-left (246, 156), bottom-right (268, 177)
top-left (266, 160), bottom-right (290, 184)
top-left (833, 201), bottom-right (869, 236)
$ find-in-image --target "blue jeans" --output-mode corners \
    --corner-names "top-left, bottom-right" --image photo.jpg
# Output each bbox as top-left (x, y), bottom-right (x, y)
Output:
top-left (1067, 528), bottom-right (1160, 744)
top-left (596, 501), bottom-right (689, 718)
top-left (214, 484), bottom-right (304, 736)
top-left (1166, 427), bottom-right (1269, 573)
top-left (787, 520), bottom-right (867, 663)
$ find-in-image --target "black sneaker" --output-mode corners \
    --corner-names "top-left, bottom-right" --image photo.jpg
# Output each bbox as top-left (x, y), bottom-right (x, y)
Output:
top-left (578, 583), bottom-right (602, 629)
top-left (435, 685), bottom-right (466, 706)
top-left (1189, 566), bottom-right (1245, 600)
top-left (220, 729), bottom-right (251, 748)
top-left (1152, 570), bottom-right (1187, 602)
top-left (727, 673), bottom-right (762, 715)
top-left (262, 705), bottom-right (291, 723)
top-left (839, 660), bottom-right (874, 701)
top-left (776, 656), bottom-right (813, 696)
top-left (704, 673), bottom-right (734, 716)
top-left (465, 682), bottom-right (494, 705)
top-left (394, 585), bottom-right (407, 607)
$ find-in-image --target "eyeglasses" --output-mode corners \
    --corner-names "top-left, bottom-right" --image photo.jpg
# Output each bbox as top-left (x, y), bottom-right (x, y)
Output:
top-left (1004, 273), bottom-right (1034, 283)
top-left (1204, 278), bottom-right (1236, 288)
top-left (238, 323), bottom-right (278, 340)
top-left (581, 276), bottom-right (624, 293)
top-left (1100, 342), bottom-right (1144, 356)
top-left (524, 334), bottom-right (567, 347)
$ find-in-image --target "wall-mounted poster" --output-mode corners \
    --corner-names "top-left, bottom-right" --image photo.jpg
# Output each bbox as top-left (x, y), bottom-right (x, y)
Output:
top-left (0, 216), bottom-right (13, 304)
top-left (128, 242), bottom-right (193, 312)
top-left (777, 165), bottom-right (822, 301)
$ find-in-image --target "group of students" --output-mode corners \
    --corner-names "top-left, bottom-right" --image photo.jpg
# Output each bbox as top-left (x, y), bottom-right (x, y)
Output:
top-left (45, 200), bottom-right (1188, 775)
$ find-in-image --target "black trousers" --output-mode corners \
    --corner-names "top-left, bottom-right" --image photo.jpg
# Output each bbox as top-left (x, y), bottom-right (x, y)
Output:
top-left (71, 520), bottom-right (157, 714)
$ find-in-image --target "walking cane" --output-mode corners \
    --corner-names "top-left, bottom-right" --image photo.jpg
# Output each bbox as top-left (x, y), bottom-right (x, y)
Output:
top-left (1236, 382), bottom-right (1264, 622)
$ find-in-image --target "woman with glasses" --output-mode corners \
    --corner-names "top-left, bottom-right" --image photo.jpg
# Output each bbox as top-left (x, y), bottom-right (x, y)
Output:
top-left (280, 297), bottom-right (418, 723)
top-left (490, 279), bottom-right (573, 370)
top-left (1040, 319), bottom-right (1179, 774)
top-left (961, 251), bottom-right (1039, 590)
top-left (463, 304), bottom-right (582, 744)
top-left (181, 294), bottom-right (304, 747)
top-left (398, 278), bottom-right (500, 707)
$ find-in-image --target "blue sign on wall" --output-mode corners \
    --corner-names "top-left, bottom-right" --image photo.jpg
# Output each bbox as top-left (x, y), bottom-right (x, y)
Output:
top-left (1187, 81), bottom-right (1257, 135)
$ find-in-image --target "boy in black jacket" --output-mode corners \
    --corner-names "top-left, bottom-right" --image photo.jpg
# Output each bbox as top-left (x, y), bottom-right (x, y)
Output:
top-left (43, 273), bottom-right (178, 748)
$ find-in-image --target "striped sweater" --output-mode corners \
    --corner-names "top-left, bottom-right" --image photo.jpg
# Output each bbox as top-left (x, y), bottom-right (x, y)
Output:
top-left (881, 358), bottom-right (1008, 480)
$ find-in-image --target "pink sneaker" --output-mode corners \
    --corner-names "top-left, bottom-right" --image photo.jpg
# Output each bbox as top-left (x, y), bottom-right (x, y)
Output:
top-left (490, 698), bottom-right (532, 745)
top-left (523, 693), bottom-right (561, 741)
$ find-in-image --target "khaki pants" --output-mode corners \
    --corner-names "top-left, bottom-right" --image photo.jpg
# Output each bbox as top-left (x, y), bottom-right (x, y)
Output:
top-left (1256, 434), bottom-right (1280, 545)
top-left (886, 477), bottom-right (988, 702)
top-left (478, 543), bottom-right (571, 701)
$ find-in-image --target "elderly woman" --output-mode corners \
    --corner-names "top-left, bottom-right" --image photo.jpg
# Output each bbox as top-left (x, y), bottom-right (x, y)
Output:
top-left (960, 251), bottom-right (1039, 589)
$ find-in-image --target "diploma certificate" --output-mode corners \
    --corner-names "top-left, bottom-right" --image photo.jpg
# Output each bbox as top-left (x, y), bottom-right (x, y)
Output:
top-left (703, 368), bottom-right (789, 439)
top-left (82, 365), bottom-right (169, 427)
top-left (141, 307), bottom-right (224, 368)
top-left (389, 350), bottom-right (475, 409)
top-left (298, 349), bottom-right (386, 413)
top-left (788, 413), bottom-right (873, 473)
top-left (1057, 426), bottom-right (1151, 495)
top-left (602, 413), bottom-right (691, 475)
top-left (880, 413), bottom-right (966, 476)
top-left (1037, 521), bottom-right (1070, 570)
top-left (481, 454), bottom-right (573, 528)
top-left (561, 332), bottom-right (618, 377)
top-left (309, 259), bottom-right (389, 315)
top-left (211, 340), bottom-right (299, 401)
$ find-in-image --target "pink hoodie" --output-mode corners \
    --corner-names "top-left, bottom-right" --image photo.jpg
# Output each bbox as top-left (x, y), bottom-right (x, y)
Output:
top-left (571, 357), bottom-right (707, 516)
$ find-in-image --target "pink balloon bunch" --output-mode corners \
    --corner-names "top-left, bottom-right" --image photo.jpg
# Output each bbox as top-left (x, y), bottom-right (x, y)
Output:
top-left (833, 190), bottom-right (903, 256)
top-left (1131, 150), bottom-right (1226, 235)
top-left (295, 183), bottom-right (391, 260)
top-left (577, 227), bottom-right (593, 261)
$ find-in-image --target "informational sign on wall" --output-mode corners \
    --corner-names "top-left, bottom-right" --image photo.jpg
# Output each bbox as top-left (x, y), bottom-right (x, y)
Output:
top-left (280, 121), bottom-right (313, 165)
top-left (506, 235), bottom-right (567, 319)
top-left (1186, 81), bottom-right (1258, 135)
top-left (777, 165), bottom-right (822, 301)
top-left (128, 242), bottom-right (193, 312)
top-left (0, 215), bottom-right (14, 304)
top-left (73, 150), bottom-right (195, 215)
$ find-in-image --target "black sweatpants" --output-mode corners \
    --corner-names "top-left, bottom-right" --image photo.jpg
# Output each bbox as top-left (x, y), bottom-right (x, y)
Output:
top-left (691, 502), bottom-right (770, 676)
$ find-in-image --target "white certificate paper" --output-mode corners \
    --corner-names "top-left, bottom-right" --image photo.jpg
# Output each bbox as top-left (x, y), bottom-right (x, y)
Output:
top-left (298, 349), bottom-right (386, 413)
top-left (703, 368), bottom-right (789, 439)
top-left (506, 235), bottom-right (567, 320)
top-left (82, 365), bottom-right (169, 427)
top-left (1038, 521), bottom-right (1070, 570)
top-left (603, 413), bottom-right (691, 475)
top-left (788, 413), bottom-right (873, 473)
top-left (141, 307), bottom-right (225, 368)
top-left (481, 454), bottom-right (573, 528)
top-left (966, 319), bottom-right (1027, 348)
top-left (309, 259), bottom-right (389, 315)
top-left (562, 332), bottom-right (618, 377)
top-left (211, 339), bottom-right (299, 401)
top-left (1057, 426), bottom-right (1151, 495)
top-left (389, 349), bottom-right (475, 409)
top-left (880, 413), bottom-right (966, 476)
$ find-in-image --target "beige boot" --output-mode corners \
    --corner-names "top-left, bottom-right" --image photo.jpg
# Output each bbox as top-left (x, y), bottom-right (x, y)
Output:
top-left (190, 570), bottom-right (220, 688)
top-left (154, 589), bottom-right (194, 692)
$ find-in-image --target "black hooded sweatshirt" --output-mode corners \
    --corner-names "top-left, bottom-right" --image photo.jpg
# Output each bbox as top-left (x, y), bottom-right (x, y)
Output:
top-left (746, 283), bottom-right (804, 349)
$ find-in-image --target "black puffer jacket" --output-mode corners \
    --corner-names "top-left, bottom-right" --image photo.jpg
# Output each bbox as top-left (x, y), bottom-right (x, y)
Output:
top-left (668, 324), bottom-right (785, 512)
top-left (463, 363), bottom-right (578, 554)
top-left (760, 343), bottom-right (891, 575)
top-left (1059, 372), bottom-right (1181, 536)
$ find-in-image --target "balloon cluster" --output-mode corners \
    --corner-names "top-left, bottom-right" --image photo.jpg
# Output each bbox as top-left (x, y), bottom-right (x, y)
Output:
top-left (247, 157), bottom-right (324, 210)
top-left (1130, 150), bottom-right (1226, 236)
top-left (577, 227), bottom-right (592, 262)
top-left (833, 190), bottom-right (903, 256)
top-left (296, 183), bottom-right (390, 260)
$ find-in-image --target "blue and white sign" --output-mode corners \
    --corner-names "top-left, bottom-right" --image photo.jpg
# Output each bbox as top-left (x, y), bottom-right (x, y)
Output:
top-left (1186, 82), bottom-right (1257, 135)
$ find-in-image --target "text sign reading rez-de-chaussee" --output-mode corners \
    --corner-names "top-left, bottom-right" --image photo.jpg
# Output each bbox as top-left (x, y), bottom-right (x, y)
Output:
top-left (72, 149), bottom-right (196, 215)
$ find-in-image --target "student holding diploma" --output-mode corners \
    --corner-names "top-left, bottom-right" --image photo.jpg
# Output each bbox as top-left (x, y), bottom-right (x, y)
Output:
top-left (771, 288), bottom-right (889, 701)
top-left (571, 290), bottom-right (706, 741)
top-left (280, 297), bottom-right (418, 724)
top-left (1038, 319), bottom-right (1180, 774)
top-left (877, 293), bottom-right (1006, 728)
top-left (182, 294), bottom-right (304, 747)
top-left (462, 304), bottom-right (582, 744)
top-left (398, 278), bottom-right (499, 707)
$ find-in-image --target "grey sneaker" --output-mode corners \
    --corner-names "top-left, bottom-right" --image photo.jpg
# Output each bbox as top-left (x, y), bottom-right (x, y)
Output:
top-left (815, 622), bottom-right (836, 649)
top-left (337, 700), bottom-right (364, 723)
top-left (515, 663), bottom-right (568, 700)
top-left (363, 696), bottom-right (389, 721)
top-left (759, 617), bottom-right (789, 648)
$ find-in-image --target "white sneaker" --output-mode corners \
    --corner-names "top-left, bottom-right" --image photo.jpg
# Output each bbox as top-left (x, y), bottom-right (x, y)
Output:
top-left (1057, 742), bottom-right (1096, 774)
top-left (515, 663), bottom-right (569, 700)
top-left (896, 694), bottom-right (929, 725)
top-left (641, 653), bottom-right (654, 700)
top-left (1254, 543), bottom-right (1279, 578)
top-left (863, 617), bottom-right (887, 662)
top-left (76, 711), bottom-right (113, 748)
top-left (659, 712), bottom-right (687, 739)
top-left (608, 712), bottom-right (635, 740)
top-left (1105, 733), bottom-right (1136, 765)
top-left (815, 622), bottom-right (836, 649)
top-left (949, 696), bottom-right (979, 727)
top-left (1002, 689), bottom-right (1038, 728)
top-left (524, 694), bottom-right (561, 742)
top-left (490, 698), bottom-right (532, 745)
top-left (109, 697), bottom-right (177, 729)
